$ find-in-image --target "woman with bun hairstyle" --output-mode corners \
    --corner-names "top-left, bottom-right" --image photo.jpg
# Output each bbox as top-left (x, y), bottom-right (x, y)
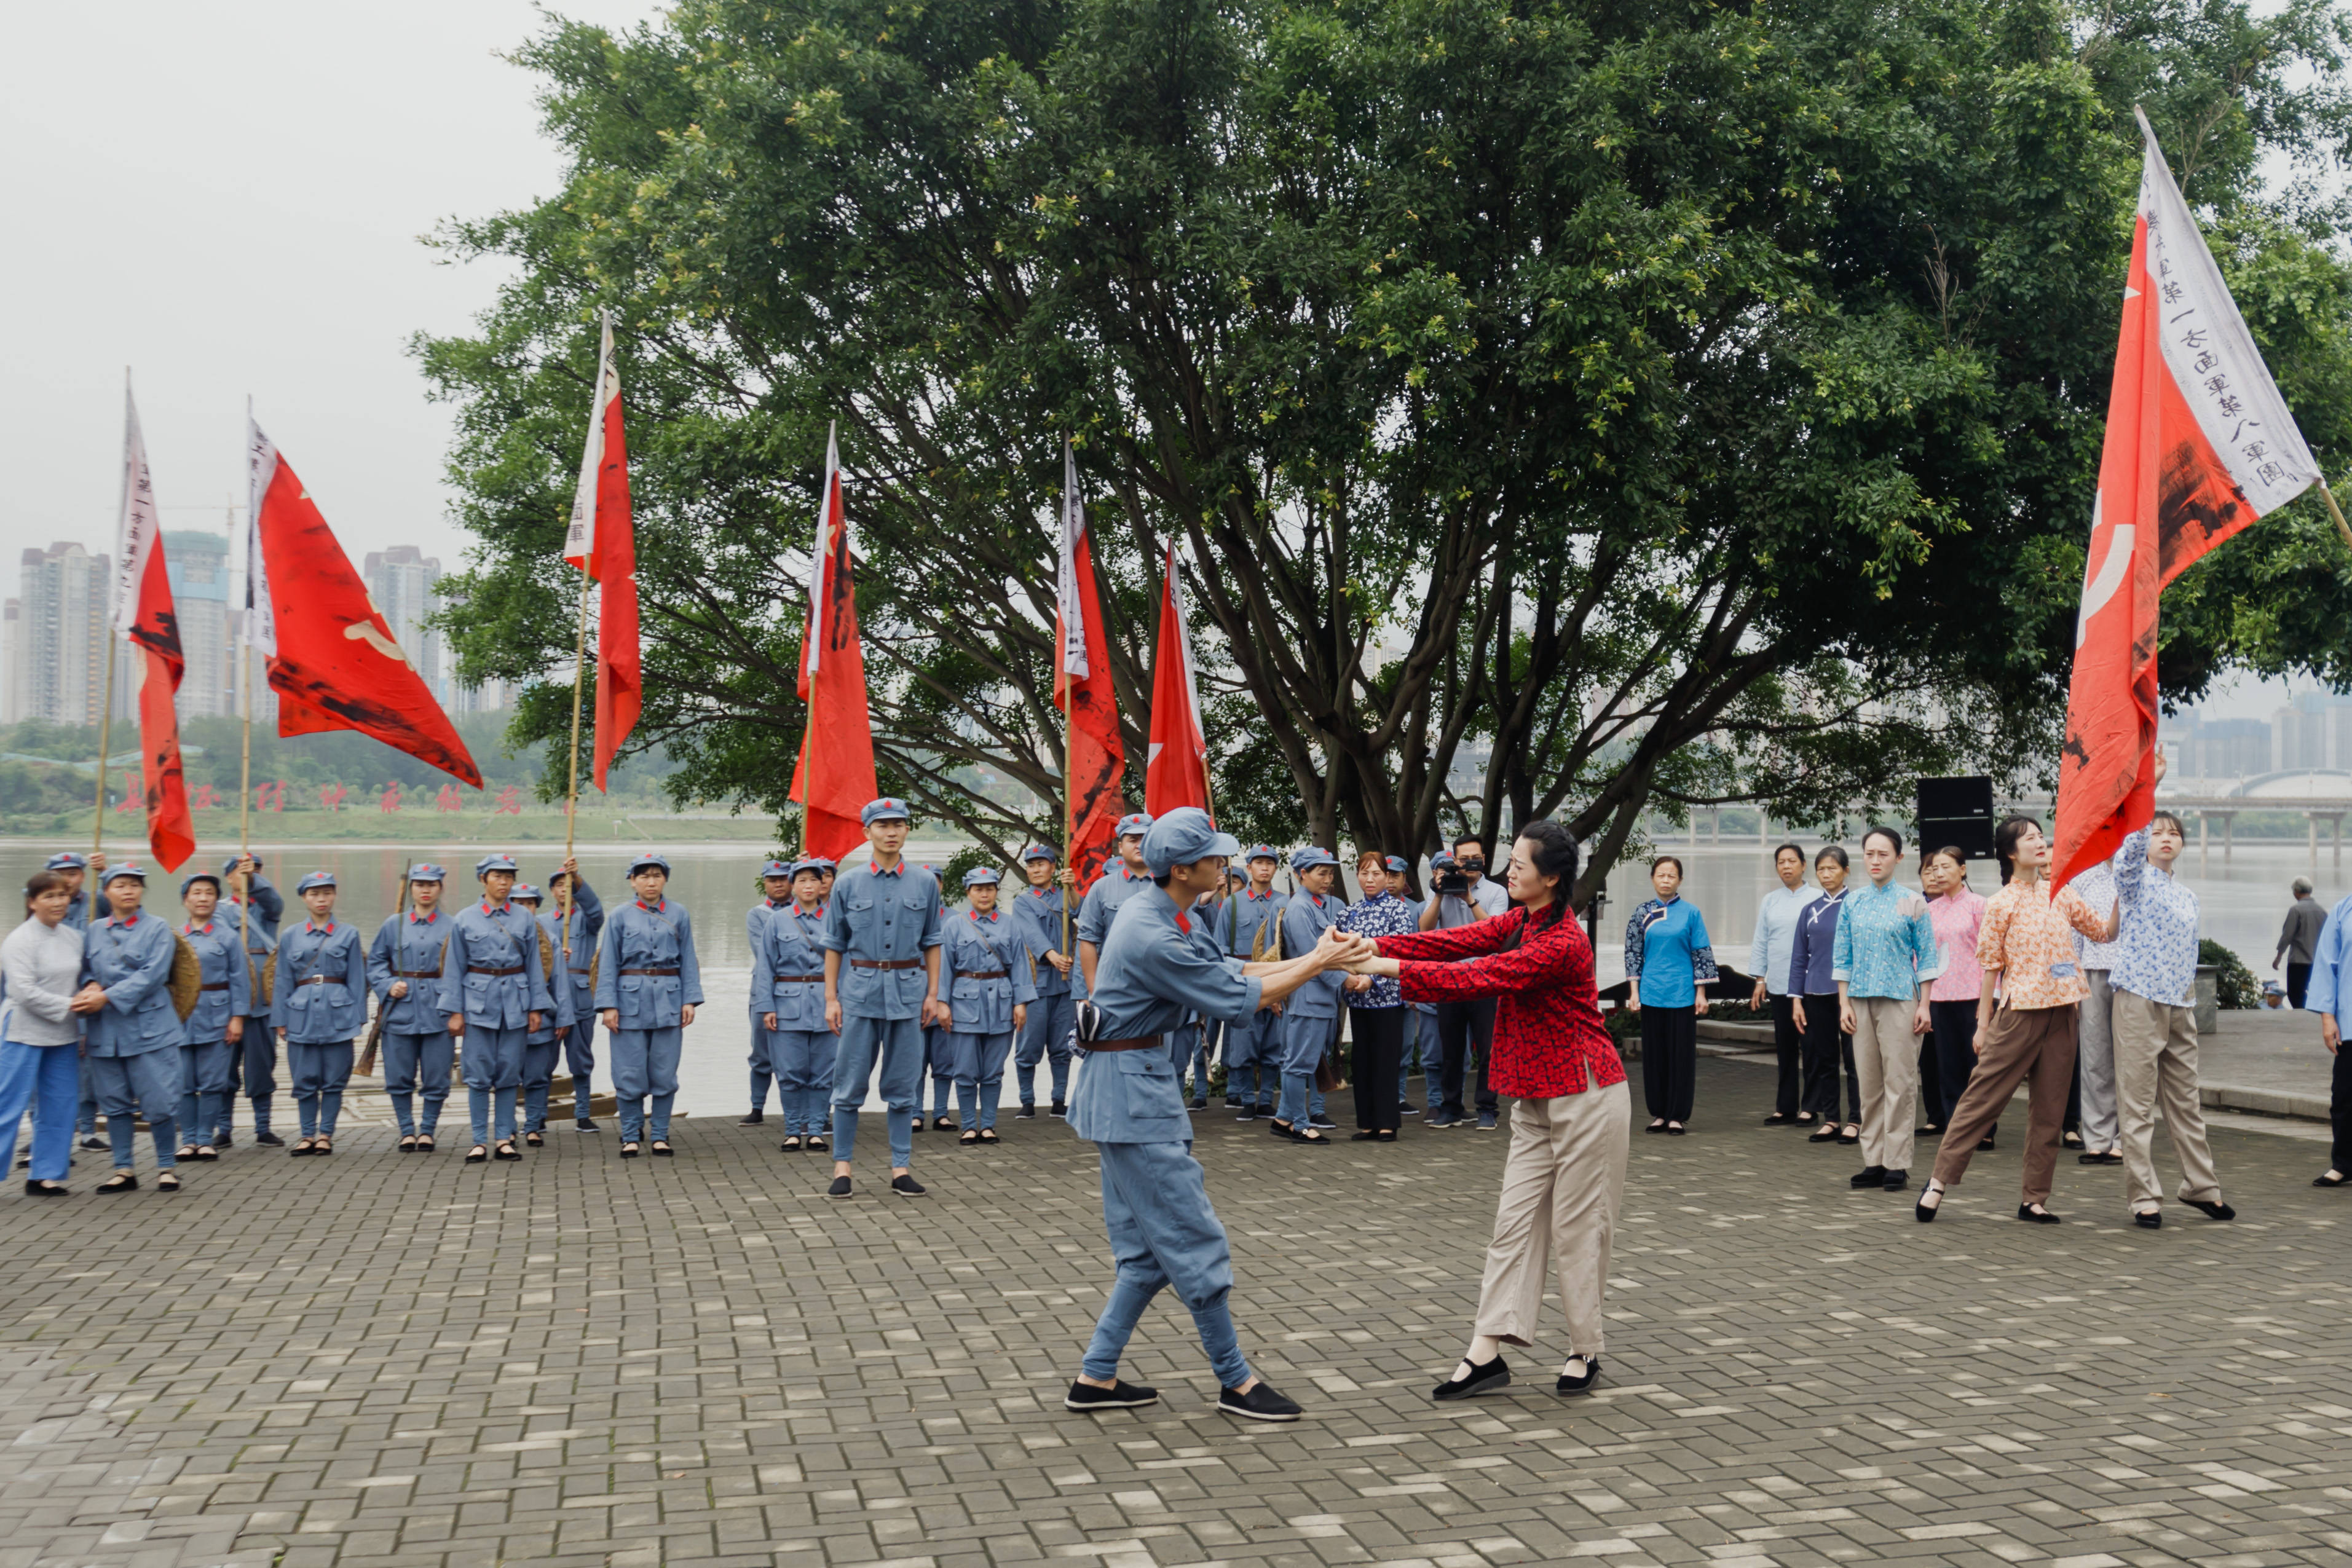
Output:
top-left (1788, 847), bottom-right (1860, 1146)
top-left (1916, 816), bottom-right (2116, 1224)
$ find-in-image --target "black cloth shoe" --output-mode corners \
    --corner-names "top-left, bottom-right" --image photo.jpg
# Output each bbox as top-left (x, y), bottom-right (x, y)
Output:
top-left (23, 1180), bottom-right (67, 1197)
top-left (2018, 1203), bottom-right (2062, 1224)
top-left (1882, 1168), bottom-right (1908, 1192)
top-left (575, 1118), bottom-right (600, 1131)
top-left (1848, 1165), bottom-right (1888, 1189)
top-left (1807, 1124), bottom-right (1838, 1143)
top-left (1349, 1130), bottom-right (1381, 1141)
top-left (1014, 1105), bottom-right (1037, 1119)
top-left (1064, 1379), bottom-right (1159, 1411)
top-left (1308, 1114), bottom-right (1337, 1130)
top-left (79, 1135), bottom-right (108, 1151)
top-left (891, 1173), bottom-right (926, 1197)
top-left (1556, 1354), bottom-right (1601, 1395)
top-left (97, 1173), bottom-right (137, 1194)
top-left (1477, 1111), bottom-right (1499, 1130)
top-left (1233, 1106), bottom-right (1258, 1122)
top-left (1220, 1381), bottom-right (1303, 1422)
top-left (2133, 1208), bottom-right (2162, 1229)
top-left (2315, 1171), bottom-right (2350, 1188)
top-left (2185, 1198), bottom-right (2236, 1221)
top-left (1049, 1101), bottom-right (1067, 1118)
top-left (1431, 1355), bottom-right (1510, 1401)
top-left (738, 1109), bottom-right (765, 1125)
top-left (826, 1175), bottom-right (853, 1199)
top-left (1189, 1098), bottom-right (1208, 1111)
top-left (1977, 1135), bottom-right (1996, 1151)
top-left (255, 1131), bottom-right (285, 1146)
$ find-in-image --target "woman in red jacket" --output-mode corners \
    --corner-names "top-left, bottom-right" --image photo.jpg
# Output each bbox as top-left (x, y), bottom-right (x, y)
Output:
top-left (1344, 819), bottom-right (1629, 1400)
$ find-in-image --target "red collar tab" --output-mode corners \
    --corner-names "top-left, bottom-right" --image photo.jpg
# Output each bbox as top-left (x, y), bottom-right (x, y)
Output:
top-left (637, 897), bottom-right (666, 913)
top-left (184, 920), bottom-right (210, 935)
top-left (1174, 909), bottom-right (1193, 934)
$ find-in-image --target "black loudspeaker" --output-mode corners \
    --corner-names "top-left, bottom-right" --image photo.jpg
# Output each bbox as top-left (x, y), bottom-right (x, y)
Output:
top-left (1916, 776), bottom-right (1995, 861)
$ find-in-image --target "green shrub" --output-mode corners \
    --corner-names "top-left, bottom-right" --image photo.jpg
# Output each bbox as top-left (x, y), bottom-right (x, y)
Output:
top-left (2200, 940), bottom-right (2260, 1010)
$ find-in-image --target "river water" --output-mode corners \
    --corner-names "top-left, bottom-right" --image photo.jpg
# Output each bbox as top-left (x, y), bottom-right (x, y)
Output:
top-left (7, 832), bottom-right (2330, 1116)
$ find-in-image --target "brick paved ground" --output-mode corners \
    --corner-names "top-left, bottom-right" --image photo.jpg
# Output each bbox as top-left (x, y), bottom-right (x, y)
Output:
top-left (5, 1055), bottom-right (2351, 1568)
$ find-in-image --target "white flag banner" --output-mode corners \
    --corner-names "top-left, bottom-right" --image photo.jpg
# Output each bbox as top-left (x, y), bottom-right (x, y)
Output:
top-left (564, 313), bottom-right (619, 570)
top-left (1057, 439), bottom-right (1089, 680)
top-left (243, 412), bottom-right (280, 661)
top-left (111, 378), bottom-right (161, 638)
top-left (804, 422), bottom-right (842, 679)
top-left (2134, 106), bottom-right (2318, 514)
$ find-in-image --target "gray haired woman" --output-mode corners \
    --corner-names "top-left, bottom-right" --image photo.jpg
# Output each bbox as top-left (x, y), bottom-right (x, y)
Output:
top-left (1, 870), bottom-right (92, 1194)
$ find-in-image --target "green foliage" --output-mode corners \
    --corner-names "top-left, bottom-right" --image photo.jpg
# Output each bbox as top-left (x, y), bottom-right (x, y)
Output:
top-left (417, 0), bottom-right (2352, 890)
top-left (2200, 937), bottom-right (2261, 1009)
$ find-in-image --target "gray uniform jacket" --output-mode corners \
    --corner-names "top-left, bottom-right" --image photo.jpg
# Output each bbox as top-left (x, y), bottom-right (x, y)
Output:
top-left (271, 920), bottom-right (371, 1044)
top-left (1278, 891), bottom-right (1346, 1020)
top-left (1069, 886), bottom-right (1266, 1145)
top-left (944, 910), bottom-right (1038, 1034)
top-left (437, 901), bottom-right (556, 1030)
top-left (368, 908), bottom-right (453, 1034)
top-left (82, 913), bottom-right (181, 1057)
top-left (757, 904), bottom-right (830, 1028)
top-left (179, 917), bottom-right (251, 1042)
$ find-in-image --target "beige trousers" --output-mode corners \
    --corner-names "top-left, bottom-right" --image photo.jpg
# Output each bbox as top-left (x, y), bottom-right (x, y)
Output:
top-left (1849, 996), bottom-right (1921, 1172)
top-left (2110, 990), bottom-right (2223, 1209)
top-left (1472, 1082), bottom-right (1630, 1354)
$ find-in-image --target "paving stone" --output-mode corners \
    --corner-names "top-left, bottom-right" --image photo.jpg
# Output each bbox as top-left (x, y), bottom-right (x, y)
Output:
top-left (4, 1058), bottom-right (2351, 1564)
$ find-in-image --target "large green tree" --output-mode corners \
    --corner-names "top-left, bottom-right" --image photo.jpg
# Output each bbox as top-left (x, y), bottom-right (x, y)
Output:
top-left (419, 0), bottom-right (2352, 892)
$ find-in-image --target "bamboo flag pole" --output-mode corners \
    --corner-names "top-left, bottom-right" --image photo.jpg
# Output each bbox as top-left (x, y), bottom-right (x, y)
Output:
top-left (559, 309), bottom-right (612, 981)
top-left (88, 634), bottom-right (118, 924)
top-left (355, 861), bottom-right (416, 1077)
top-left (2318, 478), bottom-right (2352, 557)
top-left (560, 565), bottom-right (593, 971)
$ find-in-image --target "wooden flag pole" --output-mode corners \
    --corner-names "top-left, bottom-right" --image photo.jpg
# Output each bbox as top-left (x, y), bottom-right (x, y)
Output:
top-left (560, 564), bottom-right (593, 970)
top-left (1062, 688), bottom-right (1075, 956)
top-left (355, 861), bottom-right (416, 1077)
top-left (2317, 478), bottom-right (2352, 557)
top-left (87, 632), bottom-right (119, 923)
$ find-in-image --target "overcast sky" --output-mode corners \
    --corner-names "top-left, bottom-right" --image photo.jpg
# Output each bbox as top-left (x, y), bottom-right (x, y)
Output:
top-left (0, 0), bottom-right (663, 580)
top-left (0, 0), bottom-right (2310, 725)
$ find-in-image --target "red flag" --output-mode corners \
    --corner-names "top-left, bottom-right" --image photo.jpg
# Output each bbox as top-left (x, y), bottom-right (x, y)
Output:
top-left (111, 380), bottom-right (194, 871)
top-left (789, 425), bottom-right (878, 861)
top-left (1145, 541), bottom-right (1210, 816)
top-left (562, 313), bottom-right (641, 789)
top-left (1056, 441), bottom-right (1127, 889)
top-left (246, 416), bottom-right (483, 786)
top-left (2054, 112), bottom-right (2319, 890)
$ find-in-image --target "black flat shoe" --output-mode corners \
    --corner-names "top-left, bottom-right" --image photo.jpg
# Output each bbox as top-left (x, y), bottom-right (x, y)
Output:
top-left (494, 1141), bottom-right (521, 1161)
top-left (1917, 1124), bottom-right (1943, 1137)
top-left (156, 1173), bottom-right (180, 1192)
top-left (2185, 1198), bottom-right (2236, 1221)
top-left (931, 1114), bottom-right (956, 1131)
top-left (1837, 1126), bottom-right (1860, 1145)
top-left (1849, 1165), bottom-right (1887, 1189)
top-left (977, 1129), bottom-right (1000, 1145)
top-left (1284, 1125), bottom-right (1335, 1146)
top-left (2062, 1131), bottom-right (2086, 1150)
top-left (960, 1131), bottom-right (981, 1146)
top-left (397, 1135), bottom-right (417, 1153)
top-left (2018, 1203), bottom-right (2061, 1224)
top-left (1375, 1130), bottom-right (1397, 1142)
top-left (1220, 1381), bottom-right (1302, 1422)
top-left (1349, 1130), bottom-right (1379, 1141)
top-left (416, 1137), bottom-right (435, 1153)
top-left (2315, 1170), bottom-right (2350, 1188)
top-left (97, 1173), bottom-right (137, 1194)
top-left (255, 1131), bottom-right (285, 1147)
top-left (1807, 1125), bottom-right (1839, 1143)
top-left (465, 1145), bottom-right (488, 1164)
top-left (1431, 1355), bottom-right (1510, 1401)
top-left (1064, 1379), bottom-right (1159, 1411)
top-left (1644, 1119), bottom-right (1668, 1134)
top-left (288, 1139), bottom-right (317, 1157)
top-left (737, 1109), bottom-right (765, 1125)
top-left (805, 1136), bottom-right (828, 1152)
top-left (891, 1173), bottom-right (926, 1197)
top-left (618, 1143), bottom-right (640, 1159)
top-left (1665, 1123), bottom-right (1686, 1135)
top-left (1556, 1354), bottom-right (1601, 1395)
top-left (1977, 1135), bottom-right (1995, 1151)
top-left (827, 1175), bottom-right (853, 1198)
top-left (1763, 1113), bottom-right (1795, 1126)
top-left (575, 1118), bottom-right (599, 1131)
top-left (1014, 1106), bottom-right (1038, 1119)
top-left (2133, 1208), bottom-right (2161, 1228)
top-left (651, 1141), bottom-right (674, 1157)
top-left (176, 1144), bottom-right (200, 1162)
top-left (1916, 1184), bottom-right (1943, 1223)
top-left (23, 1180), bottom-right (66, 1197)
top-left (524, 1131), bottom-right (544, 1148)
top-left (779, 1135), bottom-right (803, 1151)
top-left (1882, 1168), bottom-right (1908, 1192)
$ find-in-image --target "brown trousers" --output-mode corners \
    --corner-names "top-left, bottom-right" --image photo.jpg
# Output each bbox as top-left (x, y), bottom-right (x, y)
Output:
top-left (1931, 1003), bottom-right (2078, 1205)
top-left (1472, 1082), bottom-right (1631, 1354)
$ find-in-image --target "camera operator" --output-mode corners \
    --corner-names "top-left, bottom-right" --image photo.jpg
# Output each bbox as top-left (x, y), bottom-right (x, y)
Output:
top-left (1419, 837), bottom-right (1510, 1129)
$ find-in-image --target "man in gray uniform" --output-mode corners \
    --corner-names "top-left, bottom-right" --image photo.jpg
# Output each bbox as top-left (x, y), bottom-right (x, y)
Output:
top-left (1061, 807), bottom-right (1365, 1422)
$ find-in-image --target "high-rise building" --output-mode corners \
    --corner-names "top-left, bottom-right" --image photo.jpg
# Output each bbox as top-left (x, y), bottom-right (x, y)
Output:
top-left (2270, 692), bottom-right (2352, 773)
top-left (164, 530), bottom-right (233, 719)
top-left (362, 545), bottom-right (441, 692)
top-left (2, 597), bottom-right (20, 723)
top-left (17, 542), bottom-right (132, 727)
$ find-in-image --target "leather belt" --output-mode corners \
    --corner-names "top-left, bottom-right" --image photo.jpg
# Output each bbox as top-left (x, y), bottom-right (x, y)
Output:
top-left (568, 966), bottom-right (591, 975)
top-left (1086, 1036), bottom-right (1161, 1052)
top-left (467, 965), bottom-right (523, 976)
top-left (850, 958), bottom-right (921, 971)
top-left (622, 967), bottom-right (680, 976)
top-left (772, 973), bottom-right (824, 983)
top-left (394, 969), bottom-right (440, 978)
top-left (295, 976), bottom-right (330, 987)
top-left (199, 982), bottom-right (231, 992)
top-left (960, 969), bottom-right (1009, 980)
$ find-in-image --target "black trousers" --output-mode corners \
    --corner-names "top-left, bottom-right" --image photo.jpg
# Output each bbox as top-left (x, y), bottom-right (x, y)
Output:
top-left (1640, 1005), bottom-right (1697, 1122)
top-left (2291, 962), bottom-right (2314, 1010)
top-left (1927, 998), bottom-right (1989, 1130)
top-left (1798, 994), bottom-right (1859, 1122)
top-left (2334, 1042), bottom-right (2352, 1173)
top-left (1917, 1033), bottom-right (1944, 1127)
top-left (1350, 1006), bottom-right (1405, 1132)
top-left (1770, 993), bottom-right (1801, 1116)
top-left (1438, 999), bottom-right (1498, 1118)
